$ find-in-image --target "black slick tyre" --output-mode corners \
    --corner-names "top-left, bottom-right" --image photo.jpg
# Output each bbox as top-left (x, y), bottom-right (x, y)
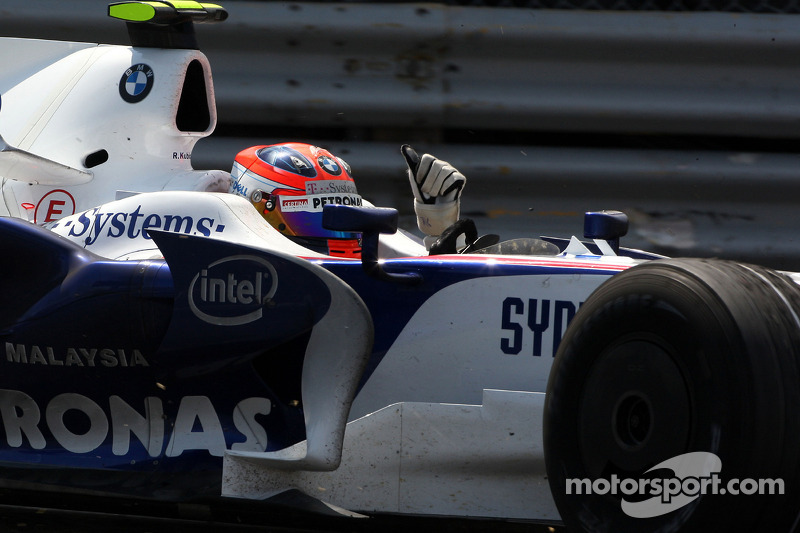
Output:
top-left (544, 258), bottom-right (800, 533)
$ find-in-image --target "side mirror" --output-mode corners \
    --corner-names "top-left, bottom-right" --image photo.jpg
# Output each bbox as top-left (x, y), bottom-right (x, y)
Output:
top-left (323, 204), bottom-right (422, 284)
top-left (584, 210), bottom-right (629, 253)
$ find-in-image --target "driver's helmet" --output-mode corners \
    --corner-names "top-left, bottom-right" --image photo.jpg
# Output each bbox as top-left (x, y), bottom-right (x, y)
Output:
top-left (230, 143), bottom-right (362, 258)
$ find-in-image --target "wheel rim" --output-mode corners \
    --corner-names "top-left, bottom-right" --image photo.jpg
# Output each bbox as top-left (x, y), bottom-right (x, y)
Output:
top-left (578, 338), bottom-right (692, 478)
top-left (614, 392), bottom-right (652, 450)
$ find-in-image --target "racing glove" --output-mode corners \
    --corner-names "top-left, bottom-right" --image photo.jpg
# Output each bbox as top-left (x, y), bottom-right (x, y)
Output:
top-left (401, 144), bottom-right (466, 246)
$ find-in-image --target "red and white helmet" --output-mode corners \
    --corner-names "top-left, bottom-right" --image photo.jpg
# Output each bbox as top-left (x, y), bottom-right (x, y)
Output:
top-left (230, 143), bottom-right (362, 257)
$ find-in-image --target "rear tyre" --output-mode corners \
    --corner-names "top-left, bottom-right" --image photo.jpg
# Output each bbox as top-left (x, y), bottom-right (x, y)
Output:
top-left (544, 258), bottom-right (800, 532)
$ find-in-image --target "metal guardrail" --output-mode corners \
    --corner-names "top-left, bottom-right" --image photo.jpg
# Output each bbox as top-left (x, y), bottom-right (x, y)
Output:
top-left (3, 1), bottom-right (800, 138)
top-left (2, 1), bottom-right (800, 268)
top-left (207, 4), bottom-right (800, 138)
top-left (306, 0), bottom-right (800, 12)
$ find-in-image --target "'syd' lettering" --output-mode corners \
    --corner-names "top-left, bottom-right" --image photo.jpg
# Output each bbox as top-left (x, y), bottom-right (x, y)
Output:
top-left (500, 297), bottom-right (581, 357)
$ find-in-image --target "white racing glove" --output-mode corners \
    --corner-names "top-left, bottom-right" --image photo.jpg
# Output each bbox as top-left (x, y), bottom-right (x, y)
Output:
top-left (401, 144), bottom-right (466, 244)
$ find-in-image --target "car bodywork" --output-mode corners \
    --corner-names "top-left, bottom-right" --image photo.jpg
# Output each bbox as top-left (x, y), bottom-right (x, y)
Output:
top-left (0, 3), bottom-right (228, 224)
top-left (16, 189), bottom-right (639, 521)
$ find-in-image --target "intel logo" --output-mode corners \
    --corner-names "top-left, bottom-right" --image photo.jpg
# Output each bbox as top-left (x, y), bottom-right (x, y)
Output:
top-left (188, 255), bottom-right (278, 326)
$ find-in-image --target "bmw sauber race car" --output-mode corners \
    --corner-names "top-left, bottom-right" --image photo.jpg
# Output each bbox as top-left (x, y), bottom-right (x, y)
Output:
top-left (2, 3), bottom-right (799, 532)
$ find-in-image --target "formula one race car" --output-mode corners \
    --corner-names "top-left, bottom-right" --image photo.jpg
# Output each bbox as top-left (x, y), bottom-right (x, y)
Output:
top-left (2, 4), bottom-right (799, 533)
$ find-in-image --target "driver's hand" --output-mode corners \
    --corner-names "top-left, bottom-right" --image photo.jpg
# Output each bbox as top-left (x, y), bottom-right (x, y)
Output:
top-left (402, 144), bottom-right (465, 204)
top-left (401, 144), bottom-right (466, 241)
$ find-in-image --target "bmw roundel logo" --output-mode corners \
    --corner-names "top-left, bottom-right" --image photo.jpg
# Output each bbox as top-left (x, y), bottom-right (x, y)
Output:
top-left (119, 64), bottom-right (154, 103)
top-left (317, 155), bottom-right (342, 175)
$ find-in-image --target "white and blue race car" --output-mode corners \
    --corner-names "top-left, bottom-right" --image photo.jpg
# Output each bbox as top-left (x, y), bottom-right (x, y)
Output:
top-left (1, 3), bottom-right (798, 532)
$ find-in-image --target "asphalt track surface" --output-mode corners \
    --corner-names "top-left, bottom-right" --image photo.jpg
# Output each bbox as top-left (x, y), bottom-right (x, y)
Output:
top-left (0, 490), bottom-right (565, 533)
